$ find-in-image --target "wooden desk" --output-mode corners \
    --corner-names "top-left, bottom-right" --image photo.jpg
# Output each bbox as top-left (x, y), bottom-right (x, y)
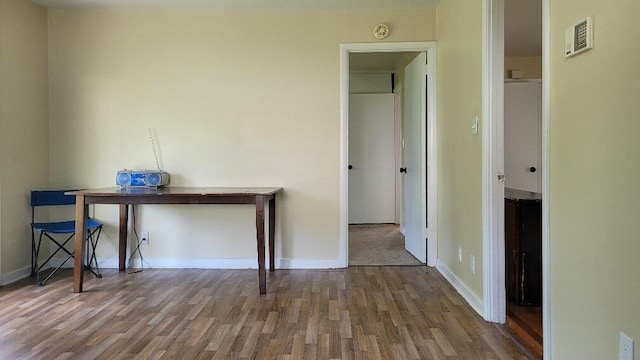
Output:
top-left (67, 187), bottom-right (282, 294)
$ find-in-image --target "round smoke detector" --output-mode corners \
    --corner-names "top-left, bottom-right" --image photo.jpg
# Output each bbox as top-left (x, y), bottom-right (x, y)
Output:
top-left (373, 23), bottom-right (390, 39)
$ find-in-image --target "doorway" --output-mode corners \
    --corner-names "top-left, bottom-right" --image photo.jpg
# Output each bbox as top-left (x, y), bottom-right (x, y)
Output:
top-left (339, 42), bottom-right (438, 268)
top-left (347, 77), bottom-right (409, 266)
top-left (504, 80), bottom-right (543, 358)
top-left (483, 0), bottom-right (547, 358)
top-left (503, 1), bottom-right (543, 357)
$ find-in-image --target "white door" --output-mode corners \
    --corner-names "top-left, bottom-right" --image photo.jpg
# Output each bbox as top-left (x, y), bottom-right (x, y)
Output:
top-left (402, 53), bottom-right (427, 263)
top-left (348, 93), bottom-right (396, 224)
top-left (504, 81), bottom-right (542, 193)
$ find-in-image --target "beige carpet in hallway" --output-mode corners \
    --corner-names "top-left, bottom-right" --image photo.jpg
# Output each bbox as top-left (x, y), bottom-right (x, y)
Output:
top-left (349, 224), bottom-right (422, 266)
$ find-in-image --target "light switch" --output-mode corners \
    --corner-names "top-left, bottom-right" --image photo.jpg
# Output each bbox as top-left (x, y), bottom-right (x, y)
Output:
top-left (472, 116), bottom-right (479, 135)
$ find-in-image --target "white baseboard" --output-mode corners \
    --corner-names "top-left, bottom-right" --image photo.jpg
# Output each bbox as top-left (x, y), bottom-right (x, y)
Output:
top-left (278, 258), bottom-right (342, 269)
top-left (1, 265), bottom-right (32, 286)
top-left (54, 257), bottom-right (344, 270)
top-left (436, 260), bottom-right (484, 317)
top-left (101, 258), bottom-right (263, 269)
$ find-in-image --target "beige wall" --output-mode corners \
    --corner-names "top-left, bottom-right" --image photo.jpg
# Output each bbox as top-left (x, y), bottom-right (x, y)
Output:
top-left (0, 0), bottom-right (49, 284)
top-left (349, 73), bottom-right (392, 94)
top-left (436, 0), bottom-right (484, 299)
top-left (505, 56), bottom-right (542, 79)
top-left (393, 52), bottom-right (420, 87)
top-left (549, 1), bottom-right (640, 358)
top-left (47, 8), bottom-right (436, 267)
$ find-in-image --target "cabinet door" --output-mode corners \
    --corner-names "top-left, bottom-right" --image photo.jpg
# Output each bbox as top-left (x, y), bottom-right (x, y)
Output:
top-left (505, 197), bottom-right (542, 306)
top-left (505, 199), bottom-right (519, 303)
top-left (520, 200), bottom-right (542, 305)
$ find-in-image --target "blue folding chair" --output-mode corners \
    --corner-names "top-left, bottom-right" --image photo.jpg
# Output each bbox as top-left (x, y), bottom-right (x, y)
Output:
top-left (31, 190), bottom-right (103, 286)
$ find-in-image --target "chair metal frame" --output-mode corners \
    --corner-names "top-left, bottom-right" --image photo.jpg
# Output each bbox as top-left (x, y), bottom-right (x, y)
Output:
top-left (31, 190), bottom-right (103, 286)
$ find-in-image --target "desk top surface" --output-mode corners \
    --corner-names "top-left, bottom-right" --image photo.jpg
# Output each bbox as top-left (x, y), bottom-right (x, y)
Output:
top-left (67, 187), bottom-right (283, 197)
top-left (505, 187), bottom-right (541, 201)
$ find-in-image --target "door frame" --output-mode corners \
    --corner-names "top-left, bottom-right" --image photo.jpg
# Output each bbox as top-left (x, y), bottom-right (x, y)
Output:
top-left (339, 42), bottom-right (438, 267)
top-left (482, 0), bottom-right (506, 324)
top-left (482, 0), bottom-right (551, 357)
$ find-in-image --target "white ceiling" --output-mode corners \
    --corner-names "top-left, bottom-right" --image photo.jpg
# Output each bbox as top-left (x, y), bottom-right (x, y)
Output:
top-left (32, 0), bottom-right (442, 10)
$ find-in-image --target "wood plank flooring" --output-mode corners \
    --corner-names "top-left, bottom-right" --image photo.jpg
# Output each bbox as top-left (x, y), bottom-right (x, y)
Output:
top-left (506, 303), bottom-right (543, 359)
top-left (0, 267), bottom-right (533, 359)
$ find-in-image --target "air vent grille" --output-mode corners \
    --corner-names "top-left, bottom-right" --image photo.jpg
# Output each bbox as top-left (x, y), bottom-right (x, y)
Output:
top-left (565, 17), bottom-right (593, 58)
top-left (574, 20), bottom-right (588, 51)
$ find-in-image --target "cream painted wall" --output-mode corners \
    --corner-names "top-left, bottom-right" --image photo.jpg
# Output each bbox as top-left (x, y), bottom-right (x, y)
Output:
top-left (505, 56), bottom-right (542, 79)
top-left (393, 52), bottom-right (420, 91)
top-left (47, 8), bottom-right (436, 267)
top-left (549, 1), bottom-right (640, 358)
top-left (435, 0), bottom-right (484, 299)
top-left (349, 73), bottom-right (392, 94)
top-left (0, 0), bottom-right (49, 284)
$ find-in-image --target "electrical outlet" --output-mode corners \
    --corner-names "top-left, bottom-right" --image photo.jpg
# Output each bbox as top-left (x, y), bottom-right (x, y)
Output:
top-left (470, 255), bottom-right (475, 275)
top-left (140, 231), bottom-right (149, 244)
top-left (458, 246), bottom-right (462, 262)
top-left (620, 332), bottom-right (634, 360)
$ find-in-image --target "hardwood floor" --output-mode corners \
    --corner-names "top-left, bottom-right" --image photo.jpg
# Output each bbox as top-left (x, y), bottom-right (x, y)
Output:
top-left (0, 267), bottom-right (533, 359)
top-left (506, 304), bottom-right (543, 359)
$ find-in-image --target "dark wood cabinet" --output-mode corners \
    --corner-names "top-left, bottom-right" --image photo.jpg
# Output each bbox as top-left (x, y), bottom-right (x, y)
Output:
top-left (505, 188), bottom-right (542, 306)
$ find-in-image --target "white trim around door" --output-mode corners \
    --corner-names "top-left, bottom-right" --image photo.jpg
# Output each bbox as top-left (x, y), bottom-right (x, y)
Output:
top-left (482, 0), bottom-right (506, 324)
top-left (339, 42), bottom-right (438, 268)
top-left (482, 0), bottom-right (551, 357)
top-left (541, 0), bottom-right (551, 358)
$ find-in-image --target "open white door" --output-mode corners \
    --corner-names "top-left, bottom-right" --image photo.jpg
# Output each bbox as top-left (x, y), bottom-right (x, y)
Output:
top-left (402, 53), bottom-right (427, 263)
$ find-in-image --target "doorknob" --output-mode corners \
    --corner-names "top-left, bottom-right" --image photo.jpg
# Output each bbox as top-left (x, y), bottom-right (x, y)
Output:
top-left (529, 167), bottom-right (537, 173)
top-left (348, 165), bottom-right (353, 170)
top-left (400, 167), bottom-right (407, 173)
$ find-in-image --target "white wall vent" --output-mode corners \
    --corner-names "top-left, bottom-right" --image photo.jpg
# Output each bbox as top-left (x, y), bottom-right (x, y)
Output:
top-left (565, 17), bottom-right (593, 58)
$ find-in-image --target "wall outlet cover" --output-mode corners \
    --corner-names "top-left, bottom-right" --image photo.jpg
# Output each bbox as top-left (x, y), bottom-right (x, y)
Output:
top-left (620, 332), bottom-right (634, 360)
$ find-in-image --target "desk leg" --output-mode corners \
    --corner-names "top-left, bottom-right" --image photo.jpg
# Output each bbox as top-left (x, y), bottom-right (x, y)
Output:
top-left (256, 195), bottom-right (266, 294)
top-left (269, 196), bottom-right (275, 272)
top-left (119, 204), bottom-right (129, 271)
top-left (73, 195), bottom-right (87, 293)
